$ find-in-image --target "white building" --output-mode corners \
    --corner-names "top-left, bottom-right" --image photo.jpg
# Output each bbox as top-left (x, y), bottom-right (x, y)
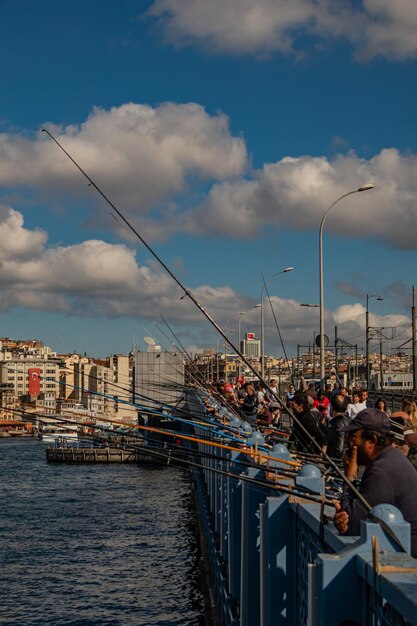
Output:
top-left (0, 360), bottom-right (60, 400)
top-left (135, 338), bottom-right (185, 411)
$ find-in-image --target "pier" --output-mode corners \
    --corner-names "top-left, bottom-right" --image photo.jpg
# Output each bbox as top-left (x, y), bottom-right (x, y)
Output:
top-left (45, 444), bottom-right (174, 465)
top-left (46, 447), bottom-right (141, 463)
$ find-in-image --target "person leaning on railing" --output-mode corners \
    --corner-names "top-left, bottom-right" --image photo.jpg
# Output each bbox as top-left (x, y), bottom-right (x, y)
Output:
top-left (333, 408), bottom-right (417, 558)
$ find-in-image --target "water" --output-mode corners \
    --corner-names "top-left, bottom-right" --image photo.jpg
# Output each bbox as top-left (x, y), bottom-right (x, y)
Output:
top-left (0, 438), bottom-right (205, 626)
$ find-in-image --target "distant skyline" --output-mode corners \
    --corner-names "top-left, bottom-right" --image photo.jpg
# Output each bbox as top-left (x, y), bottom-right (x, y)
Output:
top-left (1, 1), bottom-right (417, 358)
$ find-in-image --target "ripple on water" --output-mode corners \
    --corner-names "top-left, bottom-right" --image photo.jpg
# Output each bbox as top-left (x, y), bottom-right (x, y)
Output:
top-left (0, 439), bottom-right (205, 625)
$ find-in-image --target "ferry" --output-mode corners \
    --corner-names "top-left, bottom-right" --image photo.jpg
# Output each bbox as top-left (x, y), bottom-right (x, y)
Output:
top-left (38, 425), bottom-right (79, 443)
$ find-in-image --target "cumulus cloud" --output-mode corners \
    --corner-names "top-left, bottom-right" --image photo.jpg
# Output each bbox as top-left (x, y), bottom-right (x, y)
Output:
top-left (3, 105), bottom-right (417, 250)
top-left (0, 207), bottom-right (410, 353)
top-left (147, 0), bottom-right (417, 60)
top-left (260, 298), bottom-right (411, 355)
top-left (0, 102), bottom-right (247, 240)
top-left (185, 148), bottom-right (417, 250)
top-left (0, 207), bottom-right (253, 323)
top-left (0, 206), bottom-right (47, 261)
top-left (361, 0), bottom-right (417, 60)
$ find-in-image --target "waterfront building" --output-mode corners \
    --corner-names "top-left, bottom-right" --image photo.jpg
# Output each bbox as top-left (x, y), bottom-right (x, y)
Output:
top-left (0, 359), bottom-right (60, 402)
top-left (0, 383), bottom-right (15, 419)
top-left (135, 339), bottom-right (184, 411)
top-left (65, 359), bottom-right (113, 418)
top-left (241, 332), bottom-right (260, 358)
top-left (105, 354), bottom-right (137, 423)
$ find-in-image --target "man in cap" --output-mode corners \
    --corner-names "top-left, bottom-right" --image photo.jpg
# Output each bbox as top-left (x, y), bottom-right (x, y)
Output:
top-left (333, 407), bottom-right (417, 558)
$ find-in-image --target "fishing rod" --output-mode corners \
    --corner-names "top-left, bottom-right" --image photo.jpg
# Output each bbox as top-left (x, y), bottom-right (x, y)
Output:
top-left (13, 398), bottom-right (302, 468)
top-left (11, 394), bottom-right (258, 458)
top-left (158, 313), bottom-right (195, 367)
top-left (42, 128), bottom-right (394, 535)
top-left (110, 436), bottom-right (337, 504)
top-left (1, 401), bottom-right (348, 502)
top-left (262, 273), bottom-right (291, 374)
top-left (142, 324), bottom-right (217, 402)
top-left (20, 363), bottom-right (263, 447)
top-left (151, 321), bottom-right (213, 393)
top-left (112, 441), bottom-right (337, 505)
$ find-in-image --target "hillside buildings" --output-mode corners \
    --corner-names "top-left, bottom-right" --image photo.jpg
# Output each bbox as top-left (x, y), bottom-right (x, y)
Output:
top-left (0, 337), bottom-right (137, 422)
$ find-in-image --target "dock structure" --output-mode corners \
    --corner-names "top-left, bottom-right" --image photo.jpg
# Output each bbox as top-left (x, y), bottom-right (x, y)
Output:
top-left (46, 446), bottom-right (164, 464)
top-left (186, 391), bottom-right (417, 626)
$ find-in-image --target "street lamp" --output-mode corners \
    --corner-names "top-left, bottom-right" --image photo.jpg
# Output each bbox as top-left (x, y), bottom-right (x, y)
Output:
top-left (237, 311), bottom-right (247, 380)
top-left (300, 303), bottom-right (320, 379)
top-left (366, 293), bottom-right (383, 389)
top-left (319, 184), bottom-right (375, 386)
top-left (260, 266), bottom-right (294, 379)
top-left (224, 326), bottom-right (235, 383)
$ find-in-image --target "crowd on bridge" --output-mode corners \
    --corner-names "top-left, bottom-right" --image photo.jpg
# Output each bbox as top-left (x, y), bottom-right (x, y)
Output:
top-left (209, 377), bottom-right (417, 558)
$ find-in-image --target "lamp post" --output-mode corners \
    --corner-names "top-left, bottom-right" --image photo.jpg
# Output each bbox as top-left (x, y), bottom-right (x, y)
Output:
top-left (319, 184), bottom-right (375, 386)
top-left (237, 311), bottom-right (247, 380)
top-left (300, 304), bottom-right (319, 381)
top-left (260, 267), bottom-right (294, 379)
top-left (223, 326), bottom-right (235, 383)
top-left (366, 293), bottom-right (383, 389)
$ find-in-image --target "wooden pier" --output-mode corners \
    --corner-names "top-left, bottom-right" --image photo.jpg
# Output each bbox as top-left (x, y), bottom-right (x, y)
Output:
top-left (46, 446), bottom-right (161, 464)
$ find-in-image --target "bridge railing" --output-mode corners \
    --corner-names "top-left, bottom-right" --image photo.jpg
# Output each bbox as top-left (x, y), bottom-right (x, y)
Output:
top-left (189, 394), bottom-right (417, 626)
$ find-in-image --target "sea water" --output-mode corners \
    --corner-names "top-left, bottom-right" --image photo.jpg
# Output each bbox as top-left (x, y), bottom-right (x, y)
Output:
top-left (0, 438), bottom-right (205, 625)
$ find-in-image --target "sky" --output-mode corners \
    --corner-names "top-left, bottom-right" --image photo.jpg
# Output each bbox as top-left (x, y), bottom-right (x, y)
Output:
top-left (1, 0), bottom-right (417, 359)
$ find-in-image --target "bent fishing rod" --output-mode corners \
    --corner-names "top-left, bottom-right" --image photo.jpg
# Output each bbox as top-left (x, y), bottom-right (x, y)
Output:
top-left (42, 129), bottom-right (390, 528)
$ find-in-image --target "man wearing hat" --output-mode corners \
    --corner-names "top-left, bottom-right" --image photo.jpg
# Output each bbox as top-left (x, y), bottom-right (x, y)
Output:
top-left (333, 407), bottom-right (417, 558)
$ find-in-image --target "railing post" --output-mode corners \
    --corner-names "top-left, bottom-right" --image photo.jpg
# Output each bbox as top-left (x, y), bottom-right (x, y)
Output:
top-left (240, 468), bottom-right (274, 626)
top-left (259, 495), bottom-right (296, 626)
top-left (227, 452), bottom-right (245, 604)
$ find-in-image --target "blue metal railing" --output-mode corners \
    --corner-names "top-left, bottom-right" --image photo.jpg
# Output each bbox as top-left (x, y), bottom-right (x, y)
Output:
top-left (188, 392), bottom-right (417, 626)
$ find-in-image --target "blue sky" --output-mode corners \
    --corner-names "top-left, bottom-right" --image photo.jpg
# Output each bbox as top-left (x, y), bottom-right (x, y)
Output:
top-left (1, 0), bottom-right (417, 357)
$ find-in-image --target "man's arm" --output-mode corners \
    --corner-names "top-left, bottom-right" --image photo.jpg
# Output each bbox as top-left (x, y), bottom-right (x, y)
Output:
top-left (340, 464), bottom-right (395, 535)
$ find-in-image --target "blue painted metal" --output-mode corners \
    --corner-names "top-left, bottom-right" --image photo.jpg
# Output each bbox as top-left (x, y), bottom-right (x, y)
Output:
top-left (189, 392), bottom-right (417, 626)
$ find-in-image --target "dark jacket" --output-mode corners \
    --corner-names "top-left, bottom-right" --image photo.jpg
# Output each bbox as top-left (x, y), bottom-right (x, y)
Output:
top-left (290, 409), bottom-right (327, 454)
top-left (326, 413), bottom-right (349, 458)
top-left (341, 446), bottom-right (417, 558)
top-left (241, 392), bottom-right (258, 417)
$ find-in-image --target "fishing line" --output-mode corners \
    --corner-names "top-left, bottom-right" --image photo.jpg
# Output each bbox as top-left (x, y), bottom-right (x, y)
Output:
top-left (43, 129), bottom-right (403, 546)
top-left (261, 272), bottom-right (291, 373)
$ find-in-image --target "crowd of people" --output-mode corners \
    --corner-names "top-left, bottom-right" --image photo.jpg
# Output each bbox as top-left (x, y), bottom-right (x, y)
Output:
top-left (209, 377), bottom-right (417, 556)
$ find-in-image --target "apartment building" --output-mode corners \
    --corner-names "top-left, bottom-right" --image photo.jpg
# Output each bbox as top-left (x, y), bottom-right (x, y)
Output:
top-left (0, 360), bottom-right (60, 401)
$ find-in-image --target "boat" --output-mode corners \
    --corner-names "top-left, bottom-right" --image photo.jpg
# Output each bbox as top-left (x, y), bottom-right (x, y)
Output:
top-left (38, 425), bottom-right (79, 443)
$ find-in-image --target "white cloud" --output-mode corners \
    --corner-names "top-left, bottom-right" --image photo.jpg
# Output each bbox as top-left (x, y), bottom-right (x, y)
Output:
top-left (3, 105), bottom-right (417, 250)
top-left (0, 206), bottom-right (47, 261)
top-left (147, 0), bottom-right (417, 60)
top-left (0, 207), bottom-right (253, 323)
top-left (0, 207), bottom-right (410, 353)
top-left (0, 103), bottom-right (247, 240)
top-left (185, 148), bottom-right (417, 249)
top-left (361, 0), bottom-right (417, 60)
top-left (260, 298), bottom-right (410, 355)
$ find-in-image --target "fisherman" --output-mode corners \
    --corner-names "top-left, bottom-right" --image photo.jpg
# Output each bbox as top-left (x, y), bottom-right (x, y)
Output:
top-left (326, 393), bottom-right (349, 459)
top-left (289, 391), bottom-right (327, 454)
top-left (333, 408), bottom-right (417, 558)
top-left (239, 384), bottom-right (258, 425)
